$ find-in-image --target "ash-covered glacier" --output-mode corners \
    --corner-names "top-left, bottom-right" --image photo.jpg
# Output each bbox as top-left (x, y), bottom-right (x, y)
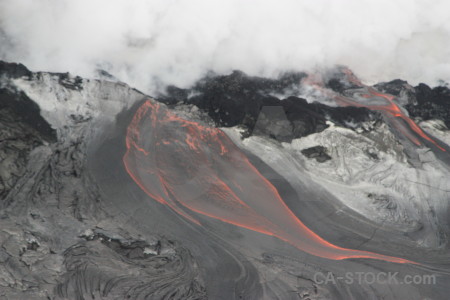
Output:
top-left (1, 61), bottom-right (450, 300)
top-left (0, 62), bottom-right (206, 300)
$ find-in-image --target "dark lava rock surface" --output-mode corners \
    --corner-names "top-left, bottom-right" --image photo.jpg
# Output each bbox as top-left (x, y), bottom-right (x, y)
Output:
top-left (0, 61), bottom-right (206, 300)
top-left (375, 79), bottom-right (450, 128)
top-left (161, 71), bottom-right (382, 142)
top-left (0, 63), bottom-right (56, 201)
top-left (300, 146), bottom-right (332, 163)
top-left (408, 84), bottom-right (450, 128)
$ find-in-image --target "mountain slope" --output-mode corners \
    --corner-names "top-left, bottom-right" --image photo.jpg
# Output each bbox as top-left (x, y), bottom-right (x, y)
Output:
top-left (1, 61), bottom-right (450, 299)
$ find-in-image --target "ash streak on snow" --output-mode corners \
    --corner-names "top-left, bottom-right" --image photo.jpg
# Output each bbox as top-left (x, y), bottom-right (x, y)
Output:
top-left (123, 99), bottom-right (417, 264)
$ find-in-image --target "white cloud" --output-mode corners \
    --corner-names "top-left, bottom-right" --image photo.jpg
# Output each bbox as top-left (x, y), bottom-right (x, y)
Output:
top-left (1, 0), bottom-right (450, 93)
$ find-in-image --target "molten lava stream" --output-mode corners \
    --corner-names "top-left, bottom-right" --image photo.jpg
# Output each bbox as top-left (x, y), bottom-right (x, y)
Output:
top-left (123, 100), bottom-right (417, 264)
top-left (335, 72), bottom-right (446, 152)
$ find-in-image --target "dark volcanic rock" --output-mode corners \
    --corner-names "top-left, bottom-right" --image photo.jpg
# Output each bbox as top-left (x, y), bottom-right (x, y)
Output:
top-left (375, 79), bottom-right (450, 128)
top-left (162, 71), bottom-right (381, 141)
top-left (179, 70), bottom-right (304, 129)
top-left (280, 96), bottom-right (328, 139)
top-left (0, 89), bottom-right (57, 142)
top-left (407, 83), bottom-right (450, 128)
top-left (0, 105), bottom-right (49, 200)
top-left (325, 67), bottom-right (363, 93)
top-left (300, 146), bottom-right (332, 162)
top-left (0, 63), bottom-right (56, 142)
top-left (374, 79), bottom-right (413, 99)
top-left (57, 72), bottom-right (84, 91)
top-left (252, 105), bottom-right (294, 141)
top-left (0, 70), bottom-right (56, 201)
top-left (0, 61), bottom-right (32, 79)
top-left (0, 61), bottom-right (207, 300)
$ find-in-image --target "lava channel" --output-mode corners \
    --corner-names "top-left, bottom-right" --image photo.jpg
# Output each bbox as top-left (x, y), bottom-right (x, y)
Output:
top-left (123, 99), bottom-right (417, 264)
top-left (335, 68), bottom-right (446, 152)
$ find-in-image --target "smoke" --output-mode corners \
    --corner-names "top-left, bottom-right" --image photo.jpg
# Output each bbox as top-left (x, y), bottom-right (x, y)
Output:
top-left (1, 0), bottom-right (450, 93)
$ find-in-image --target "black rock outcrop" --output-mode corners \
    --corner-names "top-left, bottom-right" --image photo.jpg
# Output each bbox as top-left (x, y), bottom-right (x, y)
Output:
top-left (375, 79), bottom-right (450, 128)
top-left (0, 63), bottom-right (56, 201)
top-left (162, 71), bottom-right (381, 141)
top-left (300, 146), bottom-right (332, 162)
top-left (408, 84), bottom-right (450, 128)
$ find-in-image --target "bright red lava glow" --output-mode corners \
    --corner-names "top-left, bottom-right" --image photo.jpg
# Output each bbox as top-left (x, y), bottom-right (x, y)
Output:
top-left (123, 100), bottom-right (417, 264)
top-left (336, 69), bottom-right (446, 152)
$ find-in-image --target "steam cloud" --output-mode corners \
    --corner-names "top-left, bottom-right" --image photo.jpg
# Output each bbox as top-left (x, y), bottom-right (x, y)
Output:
top-left (1, 0), bottom-right (450, 93)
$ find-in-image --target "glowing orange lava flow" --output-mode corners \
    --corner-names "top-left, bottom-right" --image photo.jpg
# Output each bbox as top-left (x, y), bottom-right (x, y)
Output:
top-left (123, 99), bottom-right (417, 264)
top-left (336, 69), bottom-right (446, 152)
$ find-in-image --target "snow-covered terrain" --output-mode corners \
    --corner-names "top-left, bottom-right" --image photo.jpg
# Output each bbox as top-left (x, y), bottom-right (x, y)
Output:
top-left (1, 61), bottom-right (450, 299)
top-left (225, 119), bottom-right (450, 248)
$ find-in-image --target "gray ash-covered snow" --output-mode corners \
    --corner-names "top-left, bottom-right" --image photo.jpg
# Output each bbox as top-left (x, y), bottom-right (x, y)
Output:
top-left (1, 61), bottom-right (450, 299)
top-left (0, 62), bottom-right (206, 300)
